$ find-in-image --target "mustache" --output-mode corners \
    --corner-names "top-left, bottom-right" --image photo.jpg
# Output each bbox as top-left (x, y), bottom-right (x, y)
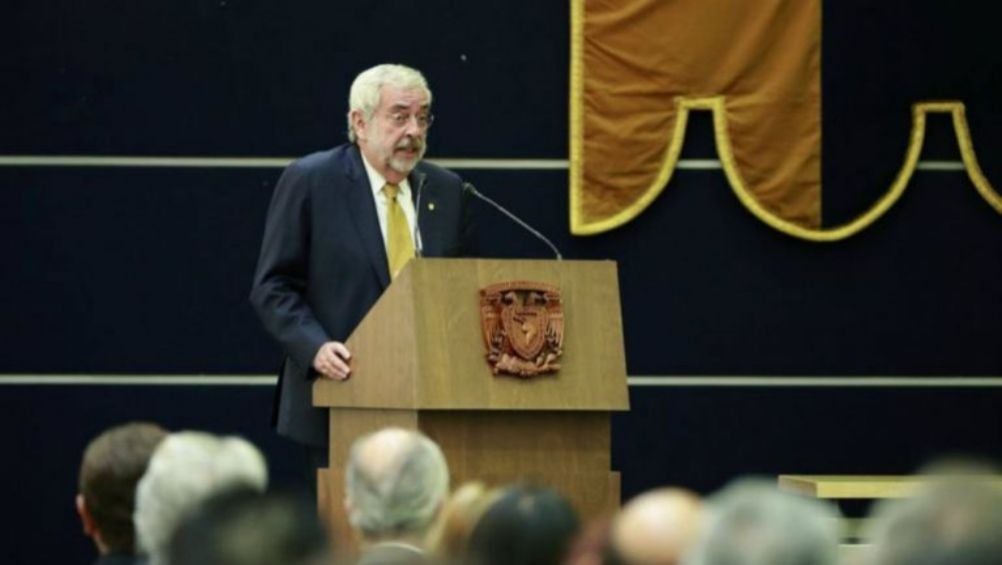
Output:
top-left (395, 137), bottom-right (424, 152)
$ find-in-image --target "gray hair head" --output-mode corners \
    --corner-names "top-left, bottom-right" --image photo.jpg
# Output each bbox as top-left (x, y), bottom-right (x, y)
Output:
top-left (684, 478), bottom-right (841, 565)
top-left (134, 431), bottom-right (268, 565)
top-left (864, 476), bottom-right (1002, 565)
top-left (345, 427), bottom-right (449, 539)
top-left (346, 64), bottom-right (432, 142)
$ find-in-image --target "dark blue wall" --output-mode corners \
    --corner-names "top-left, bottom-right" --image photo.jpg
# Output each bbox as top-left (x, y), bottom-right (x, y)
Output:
top-left (2, 1), bottom-right (1000, 563)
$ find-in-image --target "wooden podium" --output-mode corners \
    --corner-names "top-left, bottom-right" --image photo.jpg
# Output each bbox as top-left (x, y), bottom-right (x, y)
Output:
top-left (313, 258), bottom-right (629, 547)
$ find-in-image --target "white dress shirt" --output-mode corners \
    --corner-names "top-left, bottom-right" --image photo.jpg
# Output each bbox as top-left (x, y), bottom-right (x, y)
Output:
top-left (359, 152), bottom-right (418, 249)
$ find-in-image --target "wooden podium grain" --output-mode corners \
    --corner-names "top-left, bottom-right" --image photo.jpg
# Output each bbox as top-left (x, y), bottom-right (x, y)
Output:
top-left (313, 258), bottom-right (629, 549)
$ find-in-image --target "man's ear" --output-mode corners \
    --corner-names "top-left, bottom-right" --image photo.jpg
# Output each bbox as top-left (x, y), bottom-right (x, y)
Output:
top-left (351, 110), bottom-right (368, 143)
top-left (76, 494), bottom-right (96, 536)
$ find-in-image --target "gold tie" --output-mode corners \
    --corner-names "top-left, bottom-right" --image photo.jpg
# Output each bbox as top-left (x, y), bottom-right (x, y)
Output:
top-left (383, 183), bottom-right (415, 278)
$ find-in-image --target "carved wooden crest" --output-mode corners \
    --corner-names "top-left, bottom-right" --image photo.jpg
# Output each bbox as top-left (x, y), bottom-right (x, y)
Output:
top-left (479, 281), bottom-right (564, 377)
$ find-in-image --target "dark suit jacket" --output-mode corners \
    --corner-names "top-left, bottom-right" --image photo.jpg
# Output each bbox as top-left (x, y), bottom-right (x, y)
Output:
top-left (250, 143), bottom-right (471, 447)
top-left (93, 553), bottom-right (144, 565)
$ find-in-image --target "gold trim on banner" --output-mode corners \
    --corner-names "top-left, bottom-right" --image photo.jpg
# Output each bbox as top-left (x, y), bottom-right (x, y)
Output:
top-left (569, 0), bottom-right (586, 236)
top-left (570, 94), bottom-right (1002, 240)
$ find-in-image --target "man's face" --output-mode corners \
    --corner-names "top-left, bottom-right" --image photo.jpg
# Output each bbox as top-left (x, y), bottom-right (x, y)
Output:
top-left (355, 86), bottom-right (431, 183)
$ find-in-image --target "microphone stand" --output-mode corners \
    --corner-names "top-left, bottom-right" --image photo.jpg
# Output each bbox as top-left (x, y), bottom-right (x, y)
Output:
top-left (462, 181), bottom-right (563, 260)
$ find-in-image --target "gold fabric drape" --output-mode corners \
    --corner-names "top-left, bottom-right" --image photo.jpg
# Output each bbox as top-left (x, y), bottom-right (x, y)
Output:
top-left (571, 0), bottom-right (821, 234)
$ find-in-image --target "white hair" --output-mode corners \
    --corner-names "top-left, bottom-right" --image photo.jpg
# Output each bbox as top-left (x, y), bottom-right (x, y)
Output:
top-left (134, 431), bottom-right (268, 565)
top-left (345, 427), bottom-right (449, 539)
top-left (684, 479), bottom-right (841, 565)
top-left (346, 64), bottom-right (432, 142)
top-left (863, 477), bottom-right (1002, 565)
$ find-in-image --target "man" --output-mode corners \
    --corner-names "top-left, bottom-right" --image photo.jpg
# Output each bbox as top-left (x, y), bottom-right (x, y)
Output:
top-left (345, 428), bottom-right (450, 564)
top-left (169, 489), bottom-right (333, 565)
top-left (134, 431), bottom-right (268, 565)
top-left (607, 488), bottom-right (703, 565)
top-left (684, 479), bottom-right (841, 565)
top-left (250, 64), bottom-right (471, 464)
top-left (76, 421), bottom-right (168, 565)
top-left (863, 474), bottom-right (1002, 565)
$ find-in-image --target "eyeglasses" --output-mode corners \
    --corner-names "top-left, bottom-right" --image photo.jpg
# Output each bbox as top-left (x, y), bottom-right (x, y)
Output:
top-left (385, 112), bottom-right (434, 129)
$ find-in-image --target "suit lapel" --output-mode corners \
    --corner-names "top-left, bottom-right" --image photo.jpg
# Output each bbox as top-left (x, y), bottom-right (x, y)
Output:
top-left (343, 146), bottom-right (391, 288)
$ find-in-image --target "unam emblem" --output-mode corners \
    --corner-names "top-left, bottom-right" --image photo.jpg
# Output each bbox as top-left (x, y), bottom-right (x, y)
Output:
top-left (479, 281), bottom-right (564, 377)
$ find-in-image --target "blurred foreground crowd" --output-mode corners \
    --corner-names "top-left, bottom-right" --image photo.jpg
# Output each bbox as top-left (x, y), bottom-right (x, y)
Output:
top-left (77, 422), bottom-right (1002, 565)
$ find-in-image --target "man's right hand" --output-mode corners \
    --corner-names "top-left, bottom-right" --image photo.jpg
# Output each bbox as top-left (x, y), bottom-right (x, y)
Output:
top-left (312, 341), bottom-right (352, 380)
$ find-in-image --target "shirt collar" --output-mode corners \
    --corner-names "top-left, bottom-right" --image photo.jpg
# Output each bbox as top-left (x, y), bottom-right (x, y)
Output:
top-left (359, 149), bottom-right (412, 200)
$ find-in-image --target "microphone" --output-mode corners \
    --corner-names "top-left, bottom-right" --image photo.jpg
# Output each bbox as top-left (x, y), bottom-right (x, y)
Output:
top-left (412, 172), bottom-right (427, 257)
top-left (462, 181), bottom-right (563, 260)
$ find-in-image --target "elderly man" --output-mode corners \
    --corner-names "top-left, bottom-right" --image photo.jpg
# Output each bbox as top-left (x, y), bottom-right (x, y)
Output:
top-left (133, 431), bottom-right (268, 565)
top-left (250, 64), bottom-right (472, 474)
top-left (76, 421), bottom-right (168, 565)
top-left (345, 428), bottom-right (450, 564)
top-left (608, 488), bottom-right (703, 565)
top-left (864, 475), bottom-right (1002, 565)
top-left (684, 479), bottom-right (841, 565)
top-left (169, 489), bottom-right (333, 565)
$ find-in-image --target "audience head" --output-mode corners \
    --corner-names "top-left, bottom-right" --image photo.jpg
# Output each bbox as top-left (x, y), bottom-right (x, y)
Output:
top-left (427, 481), bottom-right (503, 559)
top-left (563, 516), bottom-right (614, 565)
top-left (345, 427), bottom-right (450, 543)
top-left (168, 488), bottom-right (332, 565)
top-left (864, 472), bottom-right (1002, 565)
top-left (466, 484), bottom-right (581, 565)
top-left (76, 421), bottom-right (168, 555)
top-left (609, 488), bottom-right (703, 565)
top-left (684, 478), bottom-right (841, 565)
top-left (134, 431), bottom-right (268, 565)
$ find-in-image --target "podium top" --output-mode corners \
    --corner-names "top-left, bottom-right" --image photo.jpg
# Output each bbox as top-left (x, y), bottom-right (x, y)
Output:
top-left (314, 258), bottom-right (629, 411)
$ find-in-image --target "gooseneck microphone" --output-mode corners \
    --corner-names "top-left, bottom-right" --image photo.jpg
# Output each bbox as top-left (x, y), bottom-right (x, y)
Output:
top-left (412, 172), bottom-right (427, 257)
top-left (462, 181), bottom-right (563, 260)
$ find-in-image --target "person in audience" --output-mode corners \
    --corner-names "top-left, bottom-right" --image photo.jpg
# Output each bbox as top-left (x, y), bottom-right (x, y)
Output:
top-left (562, 516), bottom-right (614, 565)
top-left (863, 472), bottom-right (1002, 565)
top-left (76, 421), bottom-right (168, 565)
top-left (465, 484), bottom-right (580, 565)
top-left (345, 427), bottom-right (450, 564)
top-left (606, 488), bottom-right (703, 565)
top-left (168, 488), bottom-right (332, 565)
top-left (133, 431), bottom-right (268, 565)
top-left (683, 478), bottom-right (841, 565)
top-left (426, 481), bottom-right (502, 561)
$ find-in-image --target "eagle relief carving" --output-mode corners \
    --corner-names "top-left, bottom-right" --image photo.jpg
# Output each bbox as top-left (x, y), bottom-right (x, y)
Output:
top-left (479, 281), bottom-right (564, 378)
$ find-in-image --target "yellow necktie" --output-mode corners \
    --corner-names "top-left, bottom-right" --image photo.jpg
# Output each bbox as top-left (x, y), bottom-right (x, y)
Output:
top-left (383, 183), bottom-right (415, 278)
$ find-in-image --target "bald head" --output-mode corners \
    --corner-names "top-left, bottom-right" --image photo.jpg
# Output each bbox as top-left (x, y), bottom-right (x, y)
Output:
top-left (611, 488), bottom-right (703, 565)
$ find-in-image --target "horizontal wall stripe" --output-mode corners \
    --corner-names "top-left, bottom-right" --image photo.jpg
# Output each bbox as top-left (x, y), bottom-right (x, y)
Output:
top-left (0, 155), bottom-right (568, 170)
top-left (629, 376), bottom-right (1002, 387)
top-left (0, 375), bottom-right (277, 386)
top-left (1, 374), bottom-right (999, 387)
top-left (916, 160), bottom-right (966, 171)
top-left (0, 155), bottom-right (965, 172)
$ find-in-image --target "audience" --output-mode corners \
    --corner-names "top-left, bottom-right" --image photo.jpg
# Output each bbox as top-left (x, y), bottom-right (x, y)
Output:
top-left (607, 488), bottom-right (703, 565)
top-left (134, 431), bottom-right (268, 565)
top-left (426, 481), bottom-right (502, 560)
top-left (76, 421), bottom-right (168, 565)
top-left (563, 516), bottom-right (614, 565)
top-left (72, 418), bottom-right (1002, 565)
top-left (168, 488), bottom-right (332, 565)
top-left (465, 484), bottom-right (580, 565)
top-left (345, 427), bottom-right (450, 564)
top-left (863, 472), bottom-right (1002, 565)
top-left (684, 478), bottom-right (841, 565)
